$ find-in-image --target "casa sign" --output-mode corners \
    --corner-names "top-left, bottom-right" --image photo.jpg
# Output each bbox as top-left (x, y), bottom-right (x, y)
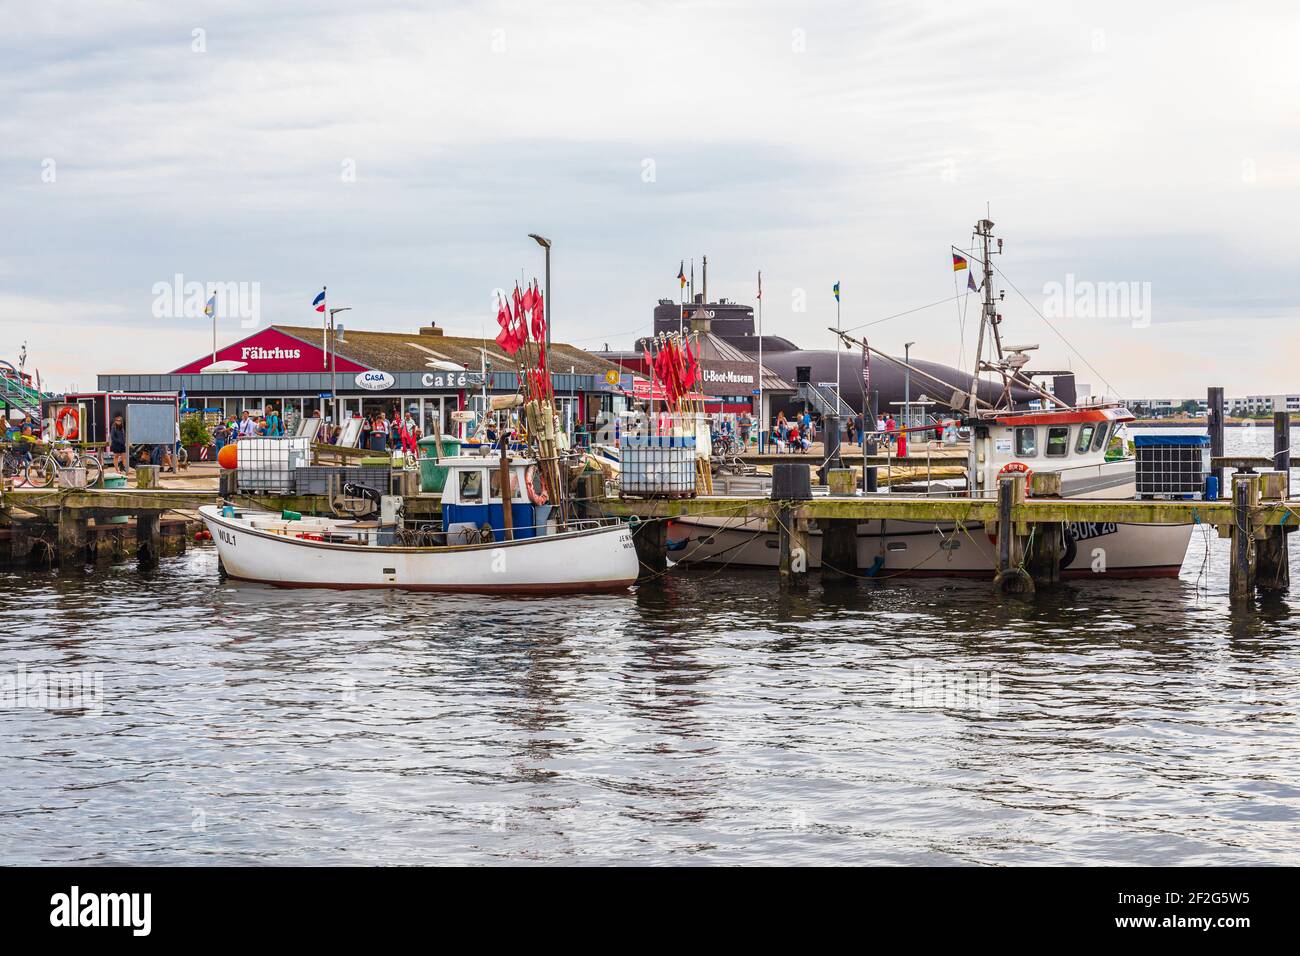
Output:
top-left (356, 370), bottom-right (395, 391)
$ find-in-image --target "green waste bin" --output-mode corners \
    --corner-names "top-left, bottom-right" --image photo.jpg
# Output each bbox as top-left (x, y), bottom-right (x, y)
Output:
top-left (418, 435), bottom-right (462, 493)
top-left (103, 474), bottom-right (129, 523)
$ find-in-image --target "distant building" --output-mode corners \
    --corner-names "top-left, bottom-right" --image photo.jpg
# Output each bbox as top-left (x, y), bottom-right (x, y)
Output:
top-left (1228, 394), bottom-right (1300, 415)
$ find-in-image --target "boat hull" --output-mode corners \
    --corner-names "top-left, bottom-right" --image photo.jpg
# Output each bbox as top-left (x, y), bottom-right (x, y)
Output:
top-left (200, 506), bottom-right (639, 594)
top-left (669, 515), bottom-right (1193, 579)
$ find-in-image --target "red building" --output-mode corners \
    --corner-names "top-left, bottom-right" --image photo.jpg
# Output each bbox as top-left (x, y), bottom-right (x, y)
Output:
top-left (98, 324), bottom-right (631, 436)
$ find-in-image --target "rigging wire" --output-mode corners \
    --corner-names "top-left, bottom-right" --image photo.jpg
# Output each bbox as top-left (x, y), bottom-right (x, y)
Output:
top-left (991, 261), bottom-right (1122, 400)
top-left (840, 293), bottom-right (966, 334)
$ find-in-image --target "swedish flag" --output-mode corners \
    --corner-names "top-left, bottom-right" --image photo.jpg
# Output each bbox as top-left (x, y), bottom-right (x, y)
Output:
top-left (833, 281), bottom-right (840, 301)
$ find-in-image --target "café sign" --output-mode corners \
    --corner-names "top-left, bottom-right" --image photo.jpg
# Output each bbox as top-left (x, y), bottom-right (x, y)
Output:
top-left (420, 371), bottom-right (473, 389)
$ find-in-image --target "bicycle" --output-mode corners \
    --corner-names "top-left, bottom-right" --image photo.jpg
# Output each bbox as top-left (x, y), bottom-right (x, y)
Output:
top-left (25, 446), bottom-right (104, 488)
top-left (1, 444), bottom-right (32, 484)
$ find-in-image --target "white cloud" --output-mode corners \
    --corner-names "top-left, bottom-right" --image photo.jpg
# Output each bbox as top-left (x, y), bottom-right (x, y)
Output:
top-left (2, 1), bottom-right (1299, 394)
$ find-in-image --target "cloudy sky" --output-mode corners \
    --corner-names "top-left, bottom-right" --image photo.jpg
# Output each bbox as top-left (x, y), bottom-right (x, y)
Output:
top-left (3, 0), bottom-right (1298, 397)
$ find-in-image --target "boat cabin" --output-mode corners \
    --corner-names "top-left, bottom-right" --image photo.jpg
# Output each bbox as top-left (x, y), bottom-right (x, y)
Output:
top-left (971, 405), bottom-right (1135, 496)
top-left (440, 455), bottom-right (555, 543)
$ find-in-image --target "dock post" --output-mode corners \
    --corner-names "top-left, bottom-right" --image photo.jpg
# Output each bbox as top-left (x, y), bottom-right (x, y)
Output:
top-left (1274, 410), bottom-right (1291, 476)
top-left (630, 517), bottom-right (667, 578)
top-left (1024, 523), bottom-right (1064, 587)
top-left (1228, 473), bottom-right (1258, 601)
top-left (821, 519), bottom-right (858, 584)
top-left (10, 520), bottom-right (33, 566)
top-left (136, 465), bottom-right (160, 490)
top-left (136, 511), bottom-right (162, 569)
top-left (1207, 387), bottom-right (1225, 496)
top-left (822, 414), bottom-right (841, 483)
top-left (57, 509), bottom-right (89, 567)
top-left (1257, 468), bottom-right (1290, 591)
top-left (778, 506), bottom-right (810, 589)
top-left (992, 475), bottom-right (1033, 595)
top-left (863, 438), bottom-right (878, 493)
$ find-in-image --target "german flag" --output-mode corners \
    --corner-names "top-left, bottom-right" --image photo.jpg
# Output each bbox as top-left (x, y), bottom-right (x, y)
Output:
top-left (952, 253), bottom-right (968, 271)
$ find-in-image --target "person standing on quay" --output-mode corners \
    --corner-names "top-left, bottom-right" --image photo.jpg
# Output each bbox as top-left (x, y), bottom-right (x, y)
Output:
top-left (110, 414), bottom-right (128, 474)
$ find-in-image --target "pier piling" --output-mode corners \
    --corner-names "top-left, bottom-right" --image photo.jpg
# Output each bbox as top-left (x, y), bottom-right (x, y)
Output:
top-left (57, 511), bottom-right (88, 568)
top-left (777, 505), bottom-right (810, 589)
top-left (1229, 473), bottom-right (1259, 600)
top-left (1024, 522), bottom-right (1064, 587)
top-left (992, 475), bottom-right (1034, 595)
top-left (1274, 411), bottom-right (1291, 475)
top-left (1208, 387), bottom-right (1225, 496)
top-left (631, 518), bottom-right (667, 578)
top-left (136, 512), bottom-right (162, 569)
top-left (820, 519), bottom-right (858, 584)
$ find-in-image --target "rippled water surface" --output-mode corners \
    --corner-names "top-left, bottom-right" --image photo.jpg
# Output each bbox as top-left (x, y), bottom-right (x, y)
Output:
top-left (4, 427), bottom-right (1300, 864)
top-left (3, 529), bottom-right (1299, 866)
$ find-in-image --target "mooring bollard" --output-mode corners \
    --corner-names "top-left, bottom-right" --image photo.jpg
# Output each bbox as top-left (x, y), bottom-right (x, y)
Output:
top-left (863, 438), bottom-right (878, 493)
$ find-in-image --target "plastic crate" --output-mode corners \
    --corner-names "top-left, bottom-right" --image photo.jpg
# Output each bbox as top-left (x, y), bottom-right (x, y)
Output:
top-left (621, 435), bottom-right (697, 497)
top-left (1134, 434), bottom-right (1209, 498)
top-left (292, 465), bottom-right (392, 497)
top-left (236, 437), bottom-right (311, 493)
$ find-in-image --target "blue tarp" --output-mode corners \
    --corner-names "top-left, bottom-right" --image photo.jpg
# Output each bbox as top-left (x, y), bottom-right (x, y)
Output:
top-left (1134, 433), bottom-right (1210, 447)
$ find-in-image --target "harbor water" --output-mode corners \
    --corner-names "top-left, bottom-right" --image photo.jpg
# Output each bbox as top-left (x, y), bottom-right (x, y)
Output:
top-left (1, 427), bottom-right (1298, 865)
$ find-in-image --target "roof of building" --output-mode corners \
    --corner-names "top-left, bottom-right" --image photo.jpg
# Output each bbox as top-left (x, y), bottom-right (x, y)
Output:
top-left (601, 331), bottom-right (794, 392)
top-left (270, 325), bottom-right (622, 378)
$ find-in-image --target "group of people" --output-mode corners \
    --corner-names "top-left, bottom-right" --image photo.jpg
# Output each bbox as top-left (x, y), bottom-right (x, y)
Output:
top-left (212, 405), bottom-right (285, 453)
top-left (210, 405), bottom-right (424, 456)
top-left (772, 410), bottom-right (819, 454)
top-left (356, 407), bottom-right (422, 455)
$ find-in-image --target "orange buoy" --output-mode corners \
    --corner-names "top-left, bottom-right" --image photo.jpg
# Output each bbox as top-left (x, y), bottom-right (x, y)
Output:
top-left (217, 443), bottom-right (238, 470)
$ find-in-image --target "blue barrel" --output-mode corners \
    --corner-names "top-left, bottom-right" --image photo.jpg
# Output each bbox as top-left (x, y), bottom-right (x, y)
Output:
top-left (1205, 474), bottom-right (1219, 501)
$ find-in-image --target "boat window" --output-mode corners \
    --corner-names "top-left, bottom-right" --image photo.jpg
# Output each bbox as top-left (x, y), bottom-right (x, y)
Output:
top-left (458, 469), bottom-right (484, 503)
top-left (1046, 427), bottom-right (1070, 457)
top-left (489, 469), bottom-right (521, 501)
top-left (1015, 426), bottom-right (1037, 457)
top-left (1076, 424), bottom-right (1095, 453)
top-left (1091, 422), bottom-right (1110, 452)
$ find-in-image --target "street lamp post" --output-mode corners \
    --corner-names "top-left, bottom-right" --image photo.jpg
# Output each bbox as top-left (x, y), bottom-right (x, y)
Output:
top-left (527, 233), bottom-right (552, 349)
top-left (329, 306), bottom-right (352, 421)
top-left (904, 341), bottom-right (916, 431)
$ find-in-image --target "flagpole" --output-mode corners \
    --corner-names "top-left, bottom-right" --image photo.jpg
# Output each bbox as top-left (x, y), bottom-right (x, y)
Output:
top-left (321, 286), bottom-right (328, 370)
top-left (835, 286), bottom-right (842, 410)
top-left (212, 308), bottom-right (217, 368)
top-left (757, 270), bottom-right (764, 452)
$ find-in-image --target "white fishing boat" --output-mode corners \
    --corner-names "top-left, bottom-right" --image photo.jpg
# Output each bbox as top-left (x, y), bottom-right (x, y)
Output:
top-left (667, 219), bottom-right (1196, 579)
top-left (203, 455), bottom-right (639, 594)
top-left (669, 406), bottom-right (1194, 578)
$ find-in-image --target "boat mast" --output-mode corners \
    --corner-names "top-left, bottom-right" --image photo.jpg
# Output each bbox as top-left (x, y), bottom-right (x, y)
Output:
top-left (967, 218), bottom-right (999, 420)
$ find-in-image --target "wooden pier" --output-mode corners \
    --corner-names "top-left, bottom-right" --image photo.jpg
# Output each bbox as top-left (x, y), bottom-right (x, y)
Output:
top-left (589, 463), bottom-right (1298, 602)
top-left (4, 445), bottom-right (1294, 604)
top-left (0, 485), bottom-right (442, 570)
